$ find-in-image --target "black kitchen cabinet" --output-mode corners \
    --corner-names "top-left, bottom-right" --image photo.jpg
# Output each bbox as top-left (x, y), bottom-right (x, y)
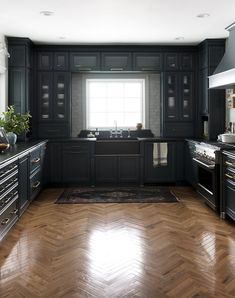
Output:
top-left (185, 140), bottom-right (198, 188)
top-left (38, 72), bottom-right (53, 121)
top-left (144, 142), bottom-right (175, 183)
top-left (54, 52), bottom-right (69, 71)
top-left (165, 53), bottom-right (194, 71)
top-left (198, 39), bottom-right (225, 140)
top-left (70, 52), bottom-right (100, 71)
top-left (101, 52), bottom-right (132, 71)
top-left (8, 38), bottom-right (32, 114)
top-left (49, 142), bottom-right (62, 184)
top-left (133, 52), bottom-right (162, 71)
top-left (221, 151), bottom-right (235, 220)
top-left (95, 156), bottom-right (117, 184)
top-left (95, 155), bottom-right (140, 185)
top-left (162, 71), bottom-right (194, 137)
top-left (119, 156), bottom-right (139, 183)
top-left (18, 153), bottom-right (29, 215)
top-left (62, 143), bottom-right (91, 184)
top-left (8, 67), bottom-right (26, 114)
top-left (37, 52), bottom-right (53, 70)
top-left (0, 141), bottom-right (47, 240)
top-left (37, 71), bottom-right (71, 138)
top-left (165, 53), bottom-right (179, 70)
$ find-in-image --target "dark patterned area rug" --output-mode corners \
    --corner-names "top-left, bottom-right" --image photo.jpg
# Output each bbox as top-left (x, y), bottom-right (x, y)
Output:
top-left (55, 187), bottom-right (179, 204)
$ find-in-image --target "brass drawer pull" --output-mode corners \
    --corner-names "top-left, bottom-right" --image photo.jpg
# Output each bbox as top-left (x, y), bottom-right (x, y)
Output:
top-left (10, 209), bottom-right (18, 215)
top-left (1, 218), bottom-right (10, 225)
top-left (32, 181), bottom-right (40, 189)
top-left (32, 157), bottom-right (41, 164)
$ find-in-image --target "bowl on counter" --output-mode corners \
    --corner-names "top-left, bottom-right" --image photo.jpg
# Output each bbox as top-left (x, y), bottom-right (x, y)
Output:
top-left (218, 133), bottom-right (235, 143)
top-left (0, 143), bottom-right (10, 153)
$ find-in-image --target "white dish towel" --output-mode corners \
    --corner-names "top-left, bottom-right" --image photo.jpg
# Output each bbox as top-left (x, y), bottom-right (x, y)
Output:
top-left (153, 143), bottom-right (168, 167)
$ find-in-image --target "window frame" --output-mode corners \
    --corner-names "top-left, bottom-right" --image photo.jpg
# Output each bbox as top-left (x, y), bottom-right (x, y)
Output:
top-left (85, 76), bottom-right (147, 130)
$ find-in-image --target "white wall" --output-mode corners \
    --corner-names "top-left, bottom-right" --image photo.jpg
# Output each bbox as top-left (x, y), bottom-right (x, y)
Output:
top-left (0, 33), bottom-right (8, 114)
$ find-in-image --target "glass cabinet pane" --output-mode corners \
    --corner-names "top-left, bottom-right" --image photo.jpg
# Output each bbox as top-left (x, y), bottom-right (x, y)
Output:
top-left (165, 73), bottom-right (178, 120)
top-left (39, 73), bottom-right (52, 120)
top-left (181, 73), bottom-right (193, 120)
top-left (54, 73), bottom-right (68, 121)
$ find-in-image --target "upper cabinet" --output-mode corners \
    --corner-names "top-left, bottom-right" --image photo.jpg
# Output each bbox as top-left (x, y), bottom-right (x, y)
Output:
top-left (54, 52), bottom-right (69, 71)
top-left (101, 52), bottom-right (132, 71)
top-left (133, 53), bottom-right (162, 71)
top-left (165, 53), bottom-right (194, 71)
top-left (37, 52), bottom-right (53, 70)
top-left (70, 52), bottom-right (100, 71)
top-left (38, 52), bottom-right (69, 71)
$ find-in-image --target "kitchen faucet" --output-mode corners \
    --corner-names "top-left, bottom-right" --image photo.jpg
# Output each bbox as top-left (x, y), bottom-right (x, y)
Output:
top-left (110, 120), bottom-right (122, 138)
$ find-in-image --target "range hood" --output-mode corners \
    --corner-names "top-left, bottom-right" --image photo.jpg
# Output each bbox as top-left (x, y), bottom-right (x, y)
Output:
top-left (209, 22), bottom-right (235, 89)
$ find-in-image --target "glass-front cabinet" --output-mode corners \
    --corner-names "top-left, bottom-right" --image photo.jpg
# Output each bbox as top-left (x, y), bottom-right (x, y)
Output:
top-left (38, 72), bottom-right (53, 121)
top-left (180, 73), bottom-right (193, 121)
top-left (164, 73), bottom-right (178, 121)
top-left (164, 72), bottom-right (193, 122)
top-left (53, 73), bottom-right (69, 121)
top-left (38, 72), bottom-right (70, 122)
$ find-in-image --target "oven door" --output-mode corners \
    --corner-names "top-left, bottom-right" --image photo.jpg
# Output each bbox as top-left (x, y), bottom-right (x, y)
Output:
top-left (193, 158), bottom-right (218, 210)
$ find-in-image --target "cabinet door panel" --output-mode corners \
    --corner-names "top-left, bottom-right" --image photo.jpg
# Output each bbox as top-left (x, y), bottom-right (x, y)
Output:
top-left (54, 52), bottom-right (69, 71)
top-left (181, 53), bottom-right (194, 70)
top-left (95, 156), bottom-right (117, 184)
top-left (8, 68), bottom-right (26, 114)
top-left (18, 154), bottom-right (29, 215)
top-left (164, 73), bottom-right (179, 121)
top-left (119, 156), bottom-right (139, 183)
top-left (165, 53), bottom-right (178, 70)
top-left (53, 72), bottom-right (70, 121)
top-left (70, 52), bottom-right (100, 71)
top-left (38, 52), bottom-right (53, 70)
top-left (38, 72), bottom-right (53, 120)
top-left (133, 53), bottom-right (162, 71)
top-left (62, 147), bottom-right (90, 183)
top-left (102, 52), bottom-right (132, 71)
top-left (144, 143), bottom-right (175, 183)
top-left (180, 72), bottom-right (193, 121)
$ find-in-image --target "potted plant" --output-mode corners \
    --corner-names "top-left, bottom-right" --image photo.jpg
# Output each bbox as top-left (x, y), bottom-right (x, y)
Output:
top-left (0, 105), bottom-right (31, 145)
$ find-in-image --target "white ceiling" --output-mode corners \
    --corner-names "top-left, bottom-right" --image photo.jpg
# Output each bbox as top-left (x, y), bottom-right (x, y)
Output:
top-left (0, 0), bottom-right (235, 45)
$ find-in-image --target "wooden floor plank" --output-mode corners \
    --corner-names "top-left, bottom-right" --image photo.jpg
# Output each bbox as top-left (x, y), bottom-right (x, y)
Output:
top-left (0, 186), bottom-right (235, 298)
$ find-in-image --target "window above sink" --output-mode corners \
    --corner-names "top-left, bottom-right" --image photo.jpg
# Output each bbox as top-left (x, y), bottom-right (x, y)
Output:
top-left (85, 78), bottom-right (146, 130)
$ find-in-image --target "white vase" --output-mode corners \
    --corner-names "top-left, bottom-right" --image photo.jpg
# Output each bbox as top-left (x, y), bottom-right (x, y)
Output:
top-left (6, 132), bottom-right (17, 145)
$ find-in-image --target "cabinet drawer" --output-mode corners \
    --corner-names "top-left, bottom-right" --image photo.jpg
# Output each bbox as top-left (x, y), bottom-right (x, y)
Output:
top-left (0, 199), bottom-right (18, 237)
top-left (30, 146), bottom-right (41, 173)
top-left (38, 123), bottom-right (70, 138)
top-left (62, 143), bottom-right (90, 152)
top-left (0, 160), bottom-right (18, 182)
top-left (164, 122), bottom-right (194, 137)
top-left (0, 184), bottom-right (18, 213)
top-left (0, 171), bottom-right (18, 198)
top-left (30, 170), bottom-right (42, 200)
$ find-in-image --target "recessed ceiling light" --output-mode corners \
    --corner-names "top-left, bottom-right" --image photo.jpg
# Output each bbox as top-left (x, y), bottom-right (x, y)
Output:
top-left (175, 36), bottom-right (184, 41)
top-left (40, 11), bottom-right (54, 16)
top-left (197, 13), bottom-right (210, 18)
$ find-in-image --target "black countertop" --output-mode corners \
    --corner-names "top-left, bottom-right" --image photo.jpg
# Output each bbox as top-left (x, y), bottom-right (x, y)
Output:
top-left (0, 140), bottom-right (47, 165)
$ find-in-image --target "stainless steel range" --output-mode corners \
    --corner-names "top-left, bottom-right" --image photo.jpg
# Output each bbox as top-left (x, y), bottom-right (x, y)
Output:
top-left (193, 142), bottom-right (226, 212)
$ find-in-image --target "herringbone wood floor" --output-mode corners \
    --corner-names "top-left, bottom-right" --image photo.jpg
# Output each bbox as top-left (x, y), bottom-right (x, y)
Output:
top-left (0, 187), bottom-right (235, 298)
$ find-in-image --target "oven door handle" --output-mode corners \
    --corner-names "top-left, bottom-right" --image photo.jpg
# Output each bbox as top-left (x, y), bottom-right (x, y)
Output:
top-left (192, 158), bottom-right (215, 169)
